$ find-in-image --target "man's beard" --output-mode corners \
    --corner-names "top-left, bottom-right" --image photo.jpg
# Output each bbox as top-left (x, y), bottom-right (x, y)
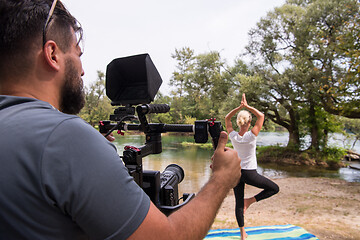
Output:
top-left (60, 59), bottom-right (85, 115)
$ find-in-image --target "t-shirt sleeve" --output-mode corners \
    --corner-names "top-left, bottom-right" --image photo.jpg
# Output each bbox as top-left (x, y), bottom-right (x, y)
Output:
top-left (41, 117), bottom-right (150, 239)
top-left (244, 131), bottom-right (256, 142)
top-left (229, 130), bottom-right (238, 140)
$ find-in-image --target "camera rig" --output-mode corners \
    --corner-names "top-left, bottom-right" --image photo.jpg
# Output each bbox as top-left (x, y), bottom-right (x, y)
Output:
top-left (99, 54), bottom-right (223, 215)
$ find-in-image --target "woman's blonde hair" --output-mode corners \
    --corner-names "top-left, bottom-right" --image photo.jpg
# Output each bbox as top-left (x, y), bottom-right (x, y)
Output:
top-left (236, 110), bottom-right (252, 127)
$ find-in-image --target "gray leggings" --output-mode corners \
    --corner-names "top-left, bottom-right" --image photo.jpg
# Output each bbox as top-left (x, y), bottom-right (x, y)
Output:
top-left (233, 169), bottom-right (279, 227)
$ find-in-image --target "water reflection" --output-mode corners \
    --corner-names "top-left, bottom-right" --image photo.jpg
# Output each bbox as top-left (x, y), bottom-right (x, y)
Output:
top-left (257, 162), bottom-right (360, 182)
top-left (114, 135), bottom-right (212, 194)
top-left (257, 132), bottom-right (360, 153)
top-left (257, 132), bottom-right (289, 147)
top-left (113, 133), bottom-right (360, 196)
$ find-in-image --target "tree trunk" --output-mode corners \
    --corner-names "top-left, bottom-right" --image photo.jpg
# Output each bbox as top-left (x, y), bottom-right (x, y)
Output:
top-left (323, 128), bottom-right (328, 148)
top-left (309, 102), bottom-right (320, 150)
top-left (287, 106), bottom-right (301, 149)
top-left (268, 106), bottom-right (301, 150)
top-left (288, 128), bottom-right (301, 149)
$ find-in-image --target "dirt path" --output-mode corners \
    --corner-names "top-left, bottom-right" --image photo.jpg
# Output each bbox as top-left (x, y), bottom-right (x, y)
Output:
top-left (211, 177), bottom-right (360, 240)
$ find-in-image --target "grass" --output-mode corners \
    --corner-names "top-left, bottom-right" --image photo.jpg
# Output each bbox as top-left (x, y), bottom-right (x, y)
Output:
top-left (180, 140), bottom-right (347, 167)
top-left (256, 145), bottom-right (347, 167)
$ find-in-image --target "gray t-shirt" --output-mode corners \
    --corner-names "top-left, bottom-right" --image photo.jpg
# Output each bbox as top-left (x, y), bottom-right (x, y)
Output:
top-left (0, 96), bottom-right (150, 239)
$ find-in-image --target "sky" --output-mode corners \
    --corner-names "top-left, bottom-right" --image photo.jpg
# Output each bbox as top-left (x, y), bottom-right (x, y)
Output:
top-left (61, 0), bottom-right (286, 94)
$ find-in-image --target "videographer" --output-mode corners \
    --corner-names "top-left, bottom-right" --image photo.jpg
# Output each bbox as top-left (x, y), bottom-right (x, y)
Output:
top-left (0, 1), bottom-right (241, 239)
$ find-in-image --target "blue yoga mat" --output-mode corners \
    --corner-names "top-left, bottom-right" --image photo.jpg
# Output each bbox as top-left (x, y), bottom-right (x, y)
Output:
top-left (204, 224), bottom-right (319, 240)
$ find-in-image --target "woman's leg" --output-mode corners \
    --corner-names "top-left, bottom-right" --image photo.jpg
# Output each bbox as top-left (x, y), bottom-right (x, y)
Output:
top-left (233, 175), bottom-right (246, 239)
top-left (234, 170), bottom-right (279, 239)
top-left (233, 178), bottom-right (245, 228)
top-left (240, 227), bottom-right (248, 240)
top-left (243, 196), bottom-right (256, 214)
top-left (243, 169), bottom-right (279, 202)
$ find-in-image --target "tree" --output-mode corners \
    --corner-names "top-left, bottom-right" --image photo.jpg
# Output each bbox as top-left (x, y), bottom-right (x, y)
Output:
top-left (304, 0), bottom-right (360, 118)
top-left (170, 48), bottom-right (231, 121)
top-left (169, 47), bottom-right (195, 123)
top-left (244, 0), bottom-right (360, 150)
top-left (342, 118), bottom-right (360, 150)
top-left (79, 71), bottom-right (113, 126)
top-left (170, 47), bottom-right (195, 99)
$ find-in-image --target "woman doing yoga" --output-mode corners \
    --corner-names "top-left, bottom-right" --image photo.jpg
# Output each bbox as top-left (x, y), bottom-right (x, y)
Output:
top-left (225, 93), bottom-right (279, 240)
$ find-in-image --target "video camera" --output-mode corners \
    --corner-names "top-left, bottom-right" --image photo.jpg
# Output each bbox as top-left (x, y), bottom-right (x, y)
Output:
top-left (99, 54), bottom-right (223, 215)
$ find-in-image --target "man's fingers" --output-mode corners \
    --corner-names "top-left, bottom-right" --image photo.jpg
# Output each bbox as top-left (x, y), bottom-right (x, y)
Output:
top-left (103, 133), bottom-right (115, 142)
top-left (215, 131), bottom-right (228, 152)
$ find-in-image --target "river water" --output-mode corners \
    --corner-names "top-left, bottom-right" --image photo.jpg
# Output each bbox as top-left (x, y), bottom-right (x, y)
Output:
top-left (113, 132), bottom-right (360, 194)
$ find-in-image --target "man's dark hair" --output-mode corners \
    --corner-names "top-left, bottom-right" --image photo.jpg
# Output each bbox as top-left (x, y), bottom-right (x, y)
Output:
top-left (0, 0), bottom-right (83, 79)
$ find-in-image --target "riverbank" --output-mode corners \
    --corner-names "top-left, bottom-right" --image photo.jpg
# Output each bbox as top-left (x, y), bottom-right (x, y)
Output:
top-left (211, 177), bottom-right (360, 240)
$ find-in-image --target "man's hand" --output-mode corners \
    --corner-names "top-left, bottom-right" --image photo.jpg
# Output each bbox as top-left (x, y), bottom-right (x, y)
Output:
top-left (128, 131), bottom-right (241, 240)
top-left (103, 132), bottom-right (115, 142)
top-left (211, 131), bottom-right (241, 188)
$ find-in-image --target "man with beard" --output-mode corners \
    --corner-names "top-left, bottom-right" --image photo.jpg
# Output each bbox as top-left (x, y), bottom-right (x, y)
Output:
top-left (0, 1), bottom-right (242, 240)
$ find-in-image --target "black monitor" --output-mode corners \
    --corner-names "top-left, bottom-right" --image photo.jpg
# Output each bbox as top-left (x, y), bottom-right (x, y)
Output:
top-left (106, 54), bottom-right (163, 106)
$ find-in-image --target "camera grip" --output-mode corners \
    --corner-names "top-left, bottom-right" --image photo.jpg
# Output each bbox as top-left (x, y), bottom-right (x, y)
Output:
top-left (208, 122), bottom-right (223, 149)
top-left (137, 104), bottom-right (170, 114)
top-left (162, 124), bottom-right (193, 133)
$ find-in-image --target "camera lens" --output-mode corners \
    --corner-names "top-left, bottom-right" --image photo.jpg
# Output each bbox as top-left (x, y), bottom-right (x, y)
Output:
top-left (163, 164), bottom-right (184, 183)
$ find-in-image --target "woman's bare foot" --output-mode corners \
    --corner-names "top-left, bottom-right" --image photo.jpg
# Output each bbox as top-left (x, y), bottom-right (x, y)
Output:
top-left (243, 197), bottom-right (256, 214)
top-left (240, 227), bottom-right (248, 240)
top-left (241, 232), bottom-right (248, 240)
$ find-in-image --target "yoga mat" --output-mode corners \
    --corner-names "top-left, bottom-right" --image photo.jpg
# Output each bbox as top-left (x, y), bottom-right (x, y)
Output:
top-left (204, 224), bottom-right (319, 240)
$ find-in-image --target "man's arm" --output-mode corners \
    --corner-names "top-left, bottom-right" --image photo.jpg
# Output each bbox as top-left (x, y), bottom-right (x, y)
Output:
top-left (128, 131), bottom-right (241, 240)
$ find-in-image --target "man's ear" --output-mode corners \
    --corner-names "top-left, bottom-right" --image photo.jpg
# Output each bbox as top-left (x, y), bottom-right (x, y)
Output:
top-left (43, 40), bottom-right (61, 71)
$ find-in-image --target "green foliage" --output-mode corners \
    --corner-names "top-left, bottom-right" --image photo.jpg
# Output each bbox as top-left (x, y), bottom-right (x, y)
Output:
top-left (184, 116), bottom-right (196, 125)
top-left (170, 47), bottom-right (231, 122)
top-left (180, 141), bottom-right (232, 150)
top-left (242, 0), bottom-right (360, 150)
top-left (169, 47), bottom-right (196, 123)
top-left (257, 145), bottom-right (296, 159)
top-left (257, 145), bottom-right (347, 165)
top-left (78, 71), bottom-right (113, 126)
top-left (341, 117), bottom-right (360, 149)
top-left (320, 147), bottom-right (347, 163)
